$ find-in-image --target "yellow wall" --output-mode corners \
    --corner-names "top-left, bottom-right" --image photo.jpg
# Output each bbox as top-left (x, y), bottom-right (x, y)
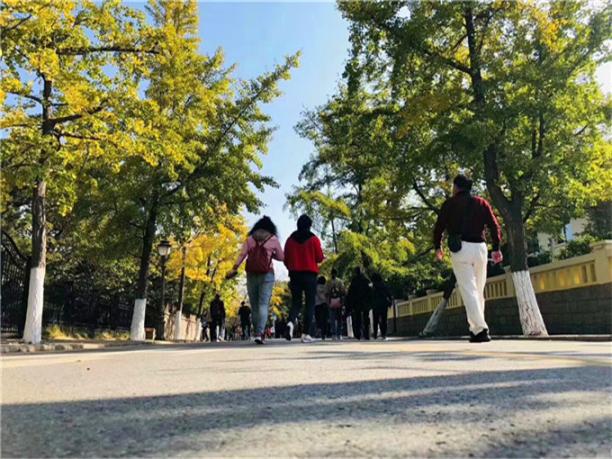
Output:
top-left (391, 241), bottom-right (612, 319)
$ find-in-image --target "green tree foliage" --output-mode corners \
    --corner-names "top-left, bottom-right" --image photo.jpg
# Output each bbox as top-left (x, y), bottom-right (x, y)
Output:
top-left (330, 0), bottom-right (609, 334)
top-left (338, 0), bottom-right (611, 272)
top-left (290, 88), bottom-right (455, 297)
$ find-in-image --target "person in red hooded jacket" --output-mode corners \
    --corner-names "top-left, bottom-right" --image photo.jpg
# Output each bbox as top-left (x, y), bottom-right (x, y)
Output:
top-left (284, 214), bottom-right (324, 343)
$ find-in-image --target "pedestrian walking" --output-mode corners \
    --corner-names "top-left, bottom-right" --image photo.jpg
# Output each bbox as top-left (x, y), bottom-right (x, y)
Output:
top-left (346, 267), bottom-right (372, 340)
top-left (314, 276), bottom-right (329, 340)
top-left (433, 174), bottom-right (503, 343)
top-left (371, 273), bottom-right (393, 340)
top-left (227, 216), bottom-right (284, 345)
top-left (209, 293), bottom-right (225, 342)
top-left (326, 268), bottom-right (345, 340)
top-left (238, 301), bottom-right (252, 339)
top-left (283, 214), bottom-right (325, 343)
top-left (201, 317), bottom-right (210, 342)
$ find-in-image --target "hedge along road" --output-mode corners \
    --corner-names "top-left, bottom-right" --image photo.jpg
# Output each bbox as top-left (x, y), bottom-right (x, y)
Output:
top-left (2, 339), bottom-right (611, 458)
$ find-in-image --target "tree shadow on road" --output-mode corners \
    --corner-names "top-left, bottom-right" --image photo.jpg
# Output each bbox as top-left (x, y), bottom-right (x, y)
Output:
top-left (2, 364), bottom-right (611, 458)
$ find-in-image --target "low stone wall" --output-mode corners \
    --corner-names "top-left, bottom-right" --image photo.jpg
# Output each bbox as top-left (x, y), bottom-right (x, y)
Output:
top-left (390, 282), bottom-right (612, 336)
top-left (164, 310), bottom-right (202, 341)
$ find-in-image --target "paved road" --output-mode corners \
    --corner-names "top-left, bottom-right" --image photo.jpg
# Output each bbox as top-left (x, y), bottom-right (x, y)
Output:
top-left (2, 339), bottom-right (611, 458)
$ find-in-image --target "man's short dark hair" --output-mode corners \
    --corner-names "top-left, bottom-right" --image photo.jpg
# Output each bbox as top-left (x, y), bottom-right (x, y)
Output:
top-left (453, 174), bottom-right (473, 192)
top-left (297, 214), bottom-right (312, 231)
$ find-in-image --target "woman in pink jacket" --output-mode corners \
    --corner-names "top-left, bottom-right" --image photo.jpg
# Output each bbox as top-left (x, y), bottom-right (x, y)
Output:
top-left (227, 216), bottom-right (284, 344)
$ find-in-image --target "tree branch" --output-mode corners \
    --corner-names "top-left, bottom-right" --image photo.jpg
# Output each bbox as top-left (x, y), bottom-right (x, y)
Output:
top-left (523, 192), bottom-right (540, 223)
top-left (3, 14), bottom-right (32, 33)
top-left (574, 125), bottom-right (588, 137)
top-left (162, 76), bottom-right (275, 199)
top-left (7, 91), bottom-right (42, 105)
top-left (416, 44), bottom-right (472, 75)
top-left (49, 104), bottom-right (106, 126)
top-left (412, 182), bottom-right (440, 215)
top-left (57, 45), bottom-right (158, 56)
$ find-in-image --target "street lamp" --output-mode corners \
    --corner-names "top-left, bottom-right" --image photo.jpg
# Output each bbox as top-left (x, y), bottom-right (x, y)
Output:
top-left (157, 240), bottom-right (172, 340)
top-left (158, 240), bottom-right (172, 257)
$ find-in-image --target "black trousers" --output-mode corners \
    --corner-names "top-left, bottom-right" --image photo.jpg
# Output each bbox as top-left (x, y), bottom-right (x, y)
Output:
top-left (372, 308), bottom-right (388, 338)
top-left (352, 309), bottom-right (370, 340)
top-left (315, 303), bottom-right (329, 337)
top-left (210, 317), bottom-right (223, 340)
top-left (241, 320), bottom-right (251, 338)
top-left (288, 272), bottom-right (317, 335)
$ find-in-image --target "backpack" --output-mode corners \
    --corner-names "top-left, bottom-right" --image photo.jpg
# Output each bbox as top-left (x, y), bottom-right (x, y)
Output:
top-left (245, 236), bottom-right (273, 274)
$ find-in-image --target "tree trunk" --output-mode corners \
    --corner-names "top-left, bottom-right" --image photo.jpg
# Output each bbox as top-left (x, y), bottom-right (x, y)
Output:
top-left (506, 213), bottom-right (548, 336)
top-left (23, 181), bottom-right (47, 344)
top-left (173, 245), bottom-right (187, 341)
top-left (130, 200), bottom-right (158, 341)
top-left (23, 77), bottom-right (53, 344)
top-left (330, 216), bottom-right (338, 254)
top-left (464, 6), bottom-right (547, 337)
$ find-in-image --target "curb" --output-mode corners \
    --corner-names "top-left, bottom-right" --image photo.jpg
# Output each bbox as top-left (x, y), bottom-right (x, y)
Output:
top-left (410, 334), bottom-right (612, 342)
top-left (0, 341), bottom-right (152, 354)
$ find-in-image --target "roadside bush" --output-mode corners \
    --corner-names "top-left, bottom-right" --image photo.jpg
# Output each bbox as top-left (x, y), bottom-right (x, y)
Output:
top-left (558, 236), bottom-right (595, 260)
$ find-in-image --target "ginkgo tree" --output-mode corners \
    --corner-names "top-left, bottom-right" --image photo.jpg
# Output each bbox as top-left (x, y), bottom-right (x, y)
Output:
top-left (338, 0), bottom-right (611, 335)
top-left (106, 0), bottom-right (299, 341)
top-left (1, 0), bottom-right (157, 343)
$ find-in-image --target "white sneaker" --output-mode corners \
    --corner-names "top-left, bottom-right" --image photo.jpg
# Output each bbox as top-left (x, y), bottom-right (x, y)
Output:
top-left (254, 334), bottom-right (263, 345)
top-left (286, 322), bottom-right (294, 341)
top-left (301, 334), bottom-right (314, 343)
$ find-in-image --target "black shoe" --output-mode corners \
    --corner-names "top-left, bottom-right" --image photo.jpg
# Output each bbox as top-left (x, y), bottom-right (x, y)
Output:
top-left (469, 329), bottom-right (491, 343)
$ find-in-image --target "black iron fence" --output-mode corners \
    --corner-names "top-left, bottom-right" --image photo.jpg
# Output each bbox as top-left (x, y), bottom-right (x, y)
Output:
top-left (1, 231), bottom-right (29, 336)
top-left (43, 281), bottom-right (133, 335)
top-left (1, 231), bottom-right (133, 337)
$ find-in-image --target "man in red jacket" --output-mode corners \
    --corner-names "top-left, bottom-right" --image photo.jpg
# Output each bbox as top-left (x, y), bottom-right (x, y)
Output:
top-left (433, 174), bottom-right (503, 343)
top-left (284, 214), bottom-right (324, 343)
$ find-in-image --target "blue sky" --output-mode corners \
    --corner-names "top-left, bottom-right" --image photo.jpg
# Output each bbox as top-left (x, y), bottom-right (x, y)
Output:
top-left (195, 1), bottom-right (350, 242)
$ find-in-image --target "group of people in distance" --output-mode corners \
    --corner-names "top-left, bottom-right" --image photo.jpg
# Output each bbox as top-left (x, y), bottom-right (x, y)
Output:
top-left (221, 173), bottom-right (503, 345)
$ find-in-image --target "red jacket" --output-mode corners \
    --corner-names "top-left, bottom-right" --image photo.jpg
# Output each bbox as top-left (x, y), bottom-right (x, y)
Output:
top-left (433, 192), bottom-right (502, 251)
top-left (284, 232), bottom-right (324, 274)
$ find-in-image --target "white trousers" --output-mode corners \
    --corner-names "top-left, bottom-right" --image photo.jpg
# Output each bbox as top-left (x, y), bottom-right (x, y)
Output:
top-left (450, 241), bottom-right (489, 335)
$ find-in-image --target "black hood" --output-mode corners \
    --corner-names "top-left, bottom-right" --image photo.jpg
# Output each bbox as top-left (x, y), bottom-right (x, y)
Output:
top-left (289, 229), bottom-right (315, 244)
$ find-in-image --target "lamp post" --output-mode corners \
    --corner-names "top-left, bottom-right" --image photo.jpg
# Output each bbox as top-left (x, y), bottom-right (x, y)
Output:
top-left (157, 240), bottom-right (172, 340)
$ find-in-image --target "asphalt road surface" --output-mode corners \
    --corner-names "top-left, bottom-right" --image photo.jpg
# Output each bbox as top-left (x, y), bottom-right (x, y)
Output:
top-left (2, 338), bottom-right (611, 458)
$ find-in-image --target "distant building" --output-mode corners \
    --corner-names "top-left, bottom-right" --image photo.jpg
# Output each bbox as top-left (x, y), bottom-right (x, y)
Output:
top-left (536, 218), bottom-right (589, 259)
top-left (535, 201), bottom-right (611, 260)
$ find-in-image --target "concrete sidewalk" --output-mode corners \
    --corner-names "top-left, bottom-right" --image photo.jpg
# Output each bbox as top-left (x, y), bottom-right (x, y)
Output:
top-left (2, 339), bottom-right (611, 458)
top-left (0, 339), bottom-right (197, 354)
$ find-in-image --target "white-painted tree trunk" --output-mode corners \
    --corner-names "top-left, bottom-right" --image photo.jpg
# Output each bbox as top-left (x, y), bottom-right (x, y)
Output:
top-left (130, 298), bottom-right (147, 341)
top-left (23, 267), bottom-right (45, 344)
top-left (347, 316), bottom-right (354, 338)
top-left (421, 298), bottom-right (449, 337)
top-left (512, 270), bottom-right (548, 336)
top-left (174, 310), bottom-right (182, 341)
